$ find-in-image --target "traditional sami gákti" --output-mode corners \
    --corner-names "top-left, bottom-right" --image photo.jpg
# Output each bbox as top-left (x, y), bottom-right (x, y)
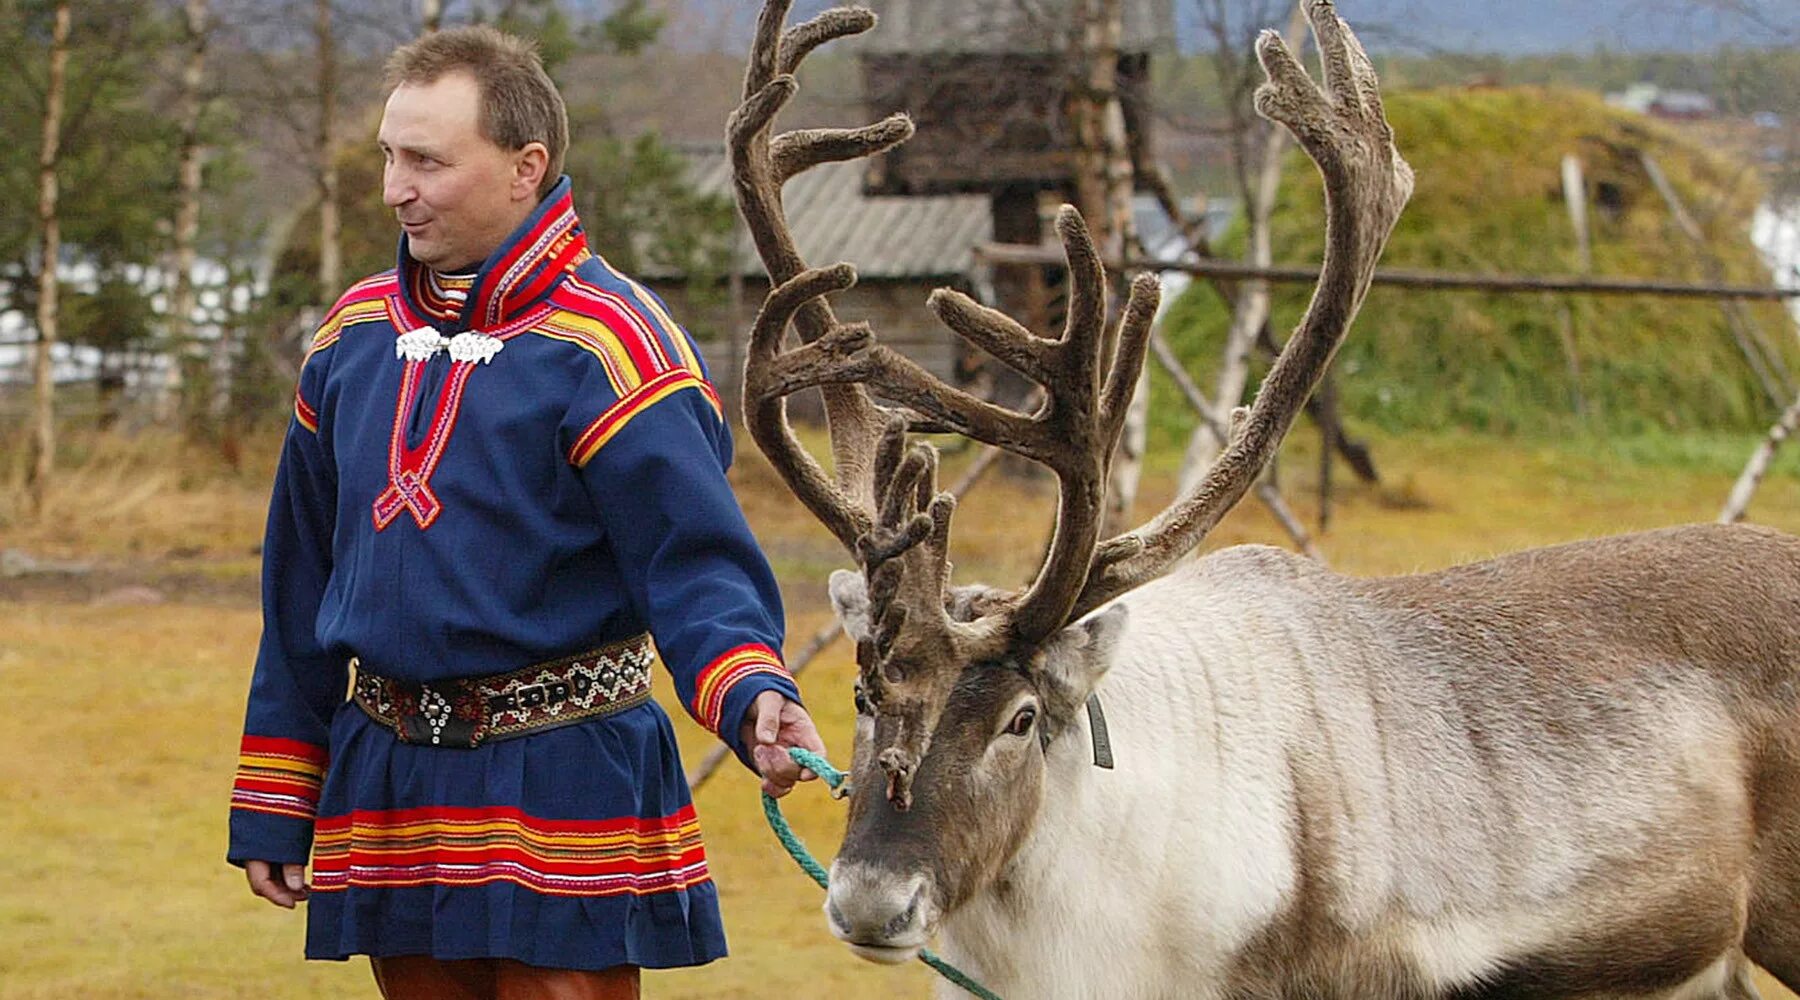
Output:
top-left (229, 175), bottom-right (799, 970)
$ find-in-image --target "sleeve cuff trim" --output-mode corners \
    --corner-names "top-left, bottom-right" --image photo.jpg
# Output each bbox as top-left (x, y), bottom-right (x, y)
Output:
top-left (690, 643), bottom-right (790, 735)
top-left (232, 735), bottom-right (328, 820)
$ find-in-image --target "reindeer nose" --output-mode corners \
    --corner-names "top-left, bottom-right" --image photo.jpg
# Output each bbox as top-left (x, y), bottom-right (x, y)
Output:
top-left (828, 887), bottom-right (922, 941)
top-left (825, 864), bottom-right (931, 963)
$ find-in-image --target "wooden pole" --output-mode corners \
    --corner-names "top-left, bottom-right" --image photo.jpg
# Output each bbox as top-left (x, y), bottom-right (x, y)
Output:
top-left (1639, 152), bottom-right (1791, 406)
top-left (1557, 154), bottom-right (1590, 419)
top-left (1149, 328), bottom-right (1322, 561)
top-left (1720, 393), bottom-right (1800, 524)
top-left (1562, 154), bottom-right (1593, 273)
top-left (974, 243), bottom-right (1800, 302)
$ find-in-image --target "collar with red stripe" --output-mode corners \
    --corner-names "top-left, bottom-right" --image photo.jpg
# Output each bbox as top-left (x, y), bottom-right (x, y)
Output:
top-left (395, 175), bottom-right (590, 335)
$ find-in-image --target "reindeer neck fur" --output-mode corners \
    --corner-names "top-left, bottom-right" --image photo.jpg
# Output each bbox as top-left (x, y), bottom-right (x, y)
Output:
top-left (935, 545), bottom-right (1329, 999)
top-left (935, 524), bottom-right (1800, 999)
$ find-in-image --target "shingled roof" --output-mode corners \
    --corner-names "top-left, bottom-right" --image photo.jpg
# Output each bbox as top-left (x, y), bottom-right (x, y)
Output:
top-left (656, 147), bottom-right (993, 281)
top-left (854, 0), bottom-right (1175, 55)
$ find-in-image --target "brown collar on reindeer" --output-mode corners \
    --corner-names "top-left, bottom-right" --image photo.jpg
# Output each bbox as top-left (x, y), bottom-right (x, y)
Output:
top-left (1038, 693), bottom-right (1115, 771)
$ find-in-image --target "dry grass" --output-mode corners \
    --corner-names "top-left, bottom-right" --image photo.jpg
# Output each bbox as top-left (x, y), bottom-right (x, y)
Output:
top-left (0, 428), bottom-right (274, 563)
top-left (2, 427), bottom-right (1798, 998)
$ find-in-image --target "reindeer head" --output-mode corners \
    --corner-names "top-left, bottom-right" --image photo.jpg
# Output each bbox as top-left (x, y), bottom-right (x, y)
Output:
top-left (728, 0), bottom-right (1411, 964)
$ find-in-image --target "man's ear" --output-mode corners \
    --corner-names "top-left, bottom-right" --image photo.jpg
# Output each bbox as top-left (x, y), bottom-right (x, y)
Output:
top-left (513, 141), bottom-right (550, 200)
top-left (828, 569), bottom-right (873, 644)
top-left (1034, 604), bottom-right (1127, 728)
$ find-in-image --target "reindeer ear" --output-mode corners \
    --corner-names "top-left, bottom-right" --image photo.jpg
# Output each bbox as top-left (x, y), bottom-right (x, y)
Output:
top-left (946, 583), bottom-right (1008, 622)
top-left (829, 569), bottom-right (875, 643)
top-left (1035, 604), bottom-right (1128, 725)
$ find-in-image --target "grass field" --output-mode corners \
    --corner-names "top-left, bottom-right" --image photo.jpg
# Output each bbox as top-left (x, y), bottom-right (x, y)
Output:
top-left (2, 426), bottom-right (1798, 998)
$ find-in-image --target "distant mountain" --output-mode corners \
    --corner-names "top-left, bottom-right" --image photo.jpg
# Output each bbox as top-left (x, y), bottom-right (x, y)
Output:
top-left (1316, 0), bottom-right (1786, 55)
top-left (669, 0), bottom-right (1787, 56)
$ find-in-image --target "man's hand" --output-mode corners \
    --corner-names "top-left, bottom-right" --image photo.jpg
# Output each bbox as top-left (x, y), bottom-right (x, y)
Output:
top-left (741, 690), bottom-right (826, 798)
top-left (245, 859), bottom-right (310, 909)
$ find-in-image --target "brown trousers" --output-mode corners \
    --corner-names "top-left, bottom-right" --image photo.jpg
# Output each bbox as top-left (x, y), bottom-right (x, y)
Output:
top-left (371, 956), bottom-right (641, 1000)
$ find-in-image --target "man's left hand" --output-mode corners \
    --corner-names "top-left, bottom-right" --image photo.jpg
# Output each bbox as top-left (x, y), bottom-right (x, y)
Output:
top-left (741, 690), bottom-right (826, 798)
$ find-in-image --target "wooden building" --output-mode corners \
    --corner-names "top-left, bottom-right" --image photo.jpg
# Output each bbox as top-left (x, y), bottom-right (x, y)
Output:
top-left (855, 0), bottom-right (1175, 350)
top-left (856, 0), bottom-right (1174, 200)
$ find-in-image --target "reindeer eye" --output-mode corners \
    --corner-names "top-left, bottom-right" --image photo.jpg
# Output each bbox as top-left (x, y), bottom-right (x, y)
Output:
top-left (1005, 706), bottom-right (1037, 737)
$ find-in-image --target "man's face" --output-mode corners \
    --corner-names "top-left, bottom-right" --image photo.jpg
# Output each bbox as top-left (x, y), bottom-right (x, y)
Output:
top-left (378, 71), bottom-right (542, 272)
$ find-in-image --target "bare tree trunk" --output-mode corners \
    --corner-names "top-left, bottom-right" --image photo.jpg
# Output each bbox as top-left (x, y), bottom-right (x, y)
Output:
top-left (1068, 0), bottom-right (1141, 536)
top-left (27, 2), bottom-right (71, 518)
top-left (316, 0), bottom-right (341, 303)
top-left (171, 0), bottom-right (211, 432)
top-left (1721, 392), bottom-right (1800, 523)
top-left (1641, 152), bottom-right (1790, 407)
top-left (1177, 2), bottom-right (1308, 497)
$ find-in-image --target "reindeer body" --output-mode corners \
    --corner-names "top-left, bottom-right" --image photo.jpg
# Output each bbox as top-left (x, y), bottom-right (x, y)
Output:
top-left (931, 523), bottom-right (1800, 999)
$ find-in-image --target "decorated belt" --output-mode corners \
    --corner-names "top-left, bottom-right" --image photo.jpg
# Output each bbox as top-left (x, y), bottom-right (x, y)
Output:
top-left (351, 634), bottom-right (655, 748)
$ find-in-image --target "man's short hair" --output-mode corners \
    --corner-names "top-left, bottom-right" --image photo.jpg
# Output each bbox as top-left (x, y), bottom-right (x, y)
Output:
top-left (384, 25), bottom-right (568, 198)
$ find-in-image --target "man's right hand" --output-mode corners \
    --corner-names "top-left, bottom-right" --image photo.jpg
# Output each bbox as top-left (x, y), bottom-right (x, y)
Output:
top-left (245, 859), bottom-right (310, 908)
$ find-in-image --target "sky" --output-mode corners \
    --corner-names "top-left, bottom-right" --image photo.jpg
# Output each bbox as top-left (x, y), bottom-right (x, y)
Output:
top-left (678, 0), bottom-right (1788, 55)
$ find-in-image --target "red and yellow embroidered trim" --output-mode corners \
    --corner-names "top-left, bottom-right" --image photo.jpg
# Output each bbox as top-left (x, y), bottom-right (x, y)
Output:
top-left (310, 805), bottom-right (711, 898)
top-left (586, 258), bottom-right (706, 375)
top-left (292, 275), bottom-right (399, 433)
top-left (230, 735), bottom-right (328, 821)
top-left (690, 643), bottom-right (790, 736)
top-left (309, 297), bottom-right (390, 360)
top-left (534, 309), bottom-right (662, 397)
top-left (293, 389), bottom-right (321, 433)
top-left (566, 369), bottom-right (720, 468)
top-left (470, 193), bottom-right (589, 328)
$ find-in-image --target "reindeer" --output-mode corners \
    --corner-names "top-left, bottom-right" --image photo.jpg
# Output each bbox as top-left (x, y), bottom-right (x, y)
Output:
top-left (726, 2), bottom-right (1800, 997)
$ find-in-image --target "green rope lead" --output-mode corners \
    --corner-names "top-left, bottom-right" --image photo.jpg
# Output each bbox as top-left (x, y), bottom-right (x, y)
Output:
top-left (762, 747), bottom-right (1005, 1000)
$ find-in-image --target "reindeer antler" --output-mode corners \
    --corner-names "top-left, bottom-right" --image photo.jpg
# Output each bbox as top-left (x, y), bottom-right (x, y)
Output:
top-left (1069, 0), bottom-right (1414, 621)
top-left (731, 1), bottom-right (1162, 806)
top-left (730, 1), bottom-right (912, 551)
top-left (730, 0), bottom-right (1407, 807)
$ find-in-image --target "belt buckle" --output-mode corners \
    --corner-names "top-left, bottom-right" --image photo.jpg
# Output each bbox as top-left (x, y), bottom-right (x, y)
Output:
top-left (397, 680), bottom-right (486, 748)
top-left (515, 682), bottom-right (549, 709)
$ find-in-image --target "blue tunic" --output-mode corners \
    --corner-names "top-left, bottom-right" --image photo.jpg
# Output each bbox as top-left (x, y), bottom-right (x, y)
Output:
top-left (227, 178), bottom-right (801, 970)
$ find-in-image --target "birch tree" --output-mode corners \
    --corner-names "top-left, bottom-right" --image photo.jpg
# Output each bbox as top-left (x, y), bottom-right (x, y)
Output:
top-left (315, 0), bottom-right (341, 302)
top-left (1175, 0), bottom-right (1306, 495)
top-left (1067, 0), bottom-right (1144, 535)
top-left (26, 1), bottom-right (70, 517)
top-left (170, 0), bottom-right (214, 429)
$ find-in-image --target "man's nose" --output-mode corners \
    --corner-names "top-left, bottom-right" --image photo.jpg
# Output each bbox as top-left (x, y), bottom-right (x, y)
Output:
top-left (382, 165), bottom-right (412, 208)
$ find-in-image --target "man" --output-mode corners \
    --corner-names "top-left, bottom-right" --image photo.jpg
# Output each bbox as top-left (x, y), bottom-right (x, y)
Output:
top-left (227, 25), bottom-right (824, 1000)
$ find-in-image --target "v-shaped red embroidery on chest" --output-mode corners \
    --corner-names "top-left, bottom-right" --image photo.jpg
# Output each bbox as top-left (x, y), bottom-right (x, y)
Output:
top-left (372, 355), bottom-right (471, 530)
top-left (371, 296), bottom-right (552, 532)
